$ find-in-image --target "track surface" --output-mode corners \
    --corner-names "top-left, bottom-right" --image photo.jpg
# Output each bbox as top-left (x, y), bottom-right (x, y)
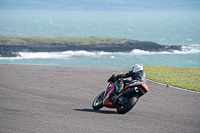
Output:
top-left (0, 64), bottom-right (200, 133)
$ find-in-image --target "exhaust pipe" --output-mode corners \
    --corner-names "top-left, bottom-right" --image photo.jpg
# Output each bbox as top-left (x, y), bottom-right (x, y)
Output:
top-left (113, 87), bottom-right (138, 104)
top-left (121, 87), bottom-right (138, 95)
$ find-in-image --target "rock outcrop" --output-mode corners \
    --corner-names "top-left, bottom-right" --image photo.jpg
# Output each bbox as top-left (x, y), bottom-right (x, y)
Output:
top-left (0, 38), bottom-right (182, 57)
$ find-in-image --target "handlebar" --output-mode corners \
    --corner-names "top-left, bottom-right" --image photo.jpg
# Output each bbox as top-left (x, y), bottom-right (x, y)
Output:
top-left (107, 74), bottom-right (124, 83)
top-left (107, 74), bottom-right (116, 83)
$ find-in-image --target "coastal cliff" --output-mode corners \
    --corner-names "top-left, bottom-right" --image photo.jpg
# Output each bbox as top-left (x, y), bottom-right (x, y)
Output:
top-left (0, 36), bottom-right (182, 57)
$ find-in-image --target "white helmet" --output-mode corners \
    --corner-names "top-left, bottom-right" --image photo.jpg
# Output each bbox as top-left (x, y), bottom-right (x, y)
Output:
top-left (132, 64), bottom-right (143, 71)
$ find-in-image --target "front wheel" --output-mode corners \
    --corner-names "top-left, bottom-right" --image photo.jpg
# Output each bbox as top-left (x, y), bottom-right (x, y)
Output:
top-left (116, 96), bottom-right (138, 114)
top-left (92, 91), bottom-right (105, 110)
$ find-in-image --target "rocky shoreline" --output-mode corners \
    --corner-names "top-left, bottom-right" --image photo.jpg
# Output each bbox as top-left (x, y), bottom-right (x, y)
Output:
top-left (0, 38), bottom-right (182, 57)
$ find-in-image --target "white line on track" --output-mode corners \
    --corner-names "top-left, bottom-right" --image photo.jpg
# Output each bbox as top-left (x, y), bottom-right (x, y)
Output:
top-left (147, 79), bottom-right (200, 94)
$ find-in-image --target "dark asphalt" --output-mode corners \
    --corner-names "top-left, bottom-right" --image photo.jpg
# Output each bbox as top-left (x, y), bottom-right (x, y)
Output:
top-left (0, 64), bottom-right (200, 133)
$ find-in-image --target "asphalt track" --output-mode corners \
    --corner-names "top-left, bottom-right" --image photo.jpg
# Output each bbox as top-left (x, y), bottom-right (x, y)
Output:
top-left (0, 64), bottom-right (200, 133)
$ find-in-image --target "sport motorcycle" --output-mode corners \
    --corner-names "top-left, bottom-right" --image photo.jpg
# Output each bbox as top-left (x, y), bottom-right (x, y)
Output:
top-left (92, 75), bottom-right (149, 114)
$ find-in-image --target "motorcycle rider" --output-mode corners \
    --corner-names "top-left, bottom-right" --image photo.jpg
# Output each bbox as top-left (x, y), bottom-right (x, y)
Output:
top-left (112, 64), bottom-right (147, 92)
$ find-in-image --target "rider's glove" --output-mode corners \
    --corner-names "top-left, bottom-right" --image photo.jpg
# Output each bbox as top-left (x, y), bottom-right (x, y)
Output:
top-left (112, 74), bottom-right (116, 80)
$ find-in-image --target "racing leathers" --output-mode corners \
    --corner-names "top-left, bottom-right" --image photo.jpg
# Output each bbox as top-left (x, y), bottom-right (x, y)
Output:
top-left (115, 70), bottom-right (147, 92)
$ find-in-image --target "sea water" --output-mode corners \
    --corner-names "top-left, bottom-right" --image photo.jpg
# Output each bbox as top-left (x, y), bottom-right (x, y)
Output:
top-left (0, 10), bottom-right (200, 67)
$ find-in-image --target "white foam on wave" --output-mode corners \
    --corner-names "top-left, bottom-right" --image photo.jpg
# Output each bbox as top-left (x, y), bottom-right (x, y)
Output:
top-left (11, 50), bottom-right (113, 59)
top-left (181, 45), bottom-right (200, 54)
top-left (129, 46), bottom-right (200, 55)
top-left (0, 45), bottom-right (199, 59)
top-left (17, 50), bottom-right (98, 59)
top-left (128, 49), bottom-right (176, 55)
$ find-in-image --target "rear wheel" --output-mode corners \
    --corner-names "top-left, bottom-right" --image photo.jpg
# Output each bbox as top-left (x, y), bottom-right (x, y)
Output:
top-left (92, 91), bottom-right (105, 110)
top-left (116, 96), bottom-right (138, 114)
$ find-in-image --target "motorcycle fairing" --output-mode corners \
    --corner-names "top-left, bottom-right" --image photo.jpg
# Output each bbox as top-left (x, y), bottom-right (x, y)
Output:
top-left (124, 82), bottom-right (149, 93)
top-left (103, 82), bottom-right (116, 108)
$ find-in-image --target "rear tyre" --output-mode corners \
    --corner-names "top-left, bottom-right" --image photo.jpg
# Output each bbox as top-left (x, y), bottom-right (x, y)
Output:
top-left (92, 91), bottom-right (105, 110)
top-left (116, 96), bottom-right (138, 114)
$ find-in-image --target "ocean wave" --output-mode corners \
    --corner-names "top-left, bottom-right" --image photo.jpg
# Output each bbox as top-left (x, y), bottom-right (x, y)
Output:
top-left (17, 50), bottom-right (100, 59)
top-left (0, 50), bottom-right (112, 59)
top-left (181, 45), bottom-right (200, 53)
top-left (129, 45), bottom-right (200, 55)
top-left (0, 45), bottom-right (199, 59)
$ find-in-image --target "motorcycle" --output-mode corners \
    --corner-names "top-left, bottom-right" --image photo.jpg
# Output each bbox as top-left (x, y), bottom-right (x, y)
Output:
top-left (92, 75), bottom-right (149, 114)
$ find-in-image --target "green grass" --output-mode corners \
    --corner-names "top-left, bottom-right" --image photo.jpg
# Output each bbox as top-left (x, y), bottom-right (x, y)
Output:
top-left (0, 35), bottom-right (111, 45)
top-left (144, 65), bottom-right (200, 92)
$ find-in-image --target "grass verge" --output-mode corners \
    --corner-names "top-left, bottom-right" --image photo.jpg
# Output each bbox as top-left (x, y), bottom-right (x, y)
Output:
top-left (144, 65), bottom-right (200, 92)
top-left (0, 35), bottom-right (111, 45)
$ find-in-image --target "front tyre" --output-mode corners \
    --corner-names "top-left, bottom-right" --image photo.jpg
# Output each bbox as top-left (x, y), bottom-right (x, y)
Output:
top-left (116, 96), bottom-right (138, 114)
top-left (92, 91), bottom-right (105, 110)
